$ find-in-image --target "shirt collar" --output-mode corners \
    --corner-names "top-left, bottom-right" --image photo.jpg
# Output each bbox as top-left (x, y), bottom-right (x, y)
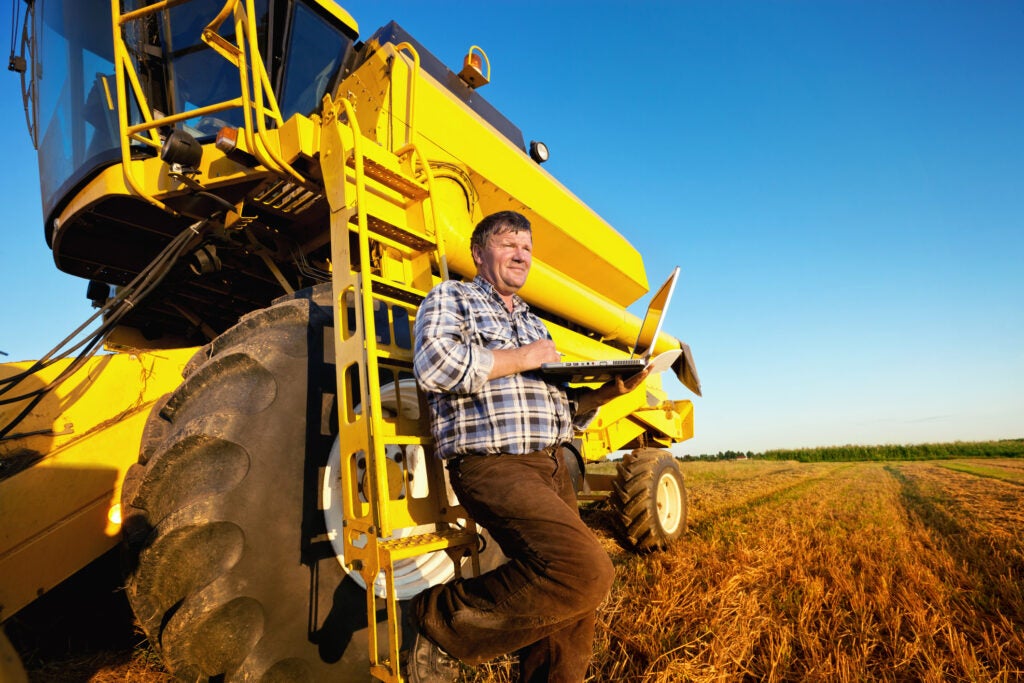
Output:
top-left (472, 275), bottom-right (529, 314)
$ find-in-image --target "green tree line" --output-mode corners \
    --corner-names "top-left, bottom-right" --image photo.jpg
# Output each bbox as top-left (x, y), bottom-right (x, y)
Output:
top-left (693, 439), bottom-right (1024, 463)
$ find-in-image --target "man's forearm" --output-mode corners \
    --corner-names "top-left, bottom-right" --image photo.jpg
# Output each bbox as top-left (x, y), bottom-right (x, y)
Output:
top-left (488, 340), bottom-right (560, 379)
top-left (488, 347), bottom-right (534, 379)
top-left (576, 384), bottom-right (617, 415)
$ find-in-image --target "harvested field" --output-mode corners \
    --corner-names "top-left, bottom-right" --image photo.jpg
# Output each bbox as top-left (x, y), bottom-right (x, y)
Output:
top-left (9, 459), bottom-right (1023, 682)
top-left (476, 458), bottom-right (1024, 682)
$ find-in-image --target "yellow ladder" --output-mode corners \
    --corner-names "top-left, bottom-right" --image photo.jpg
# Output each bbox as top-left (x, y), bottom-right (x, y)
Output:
top-left (319, 83), bottom-right (479, 681)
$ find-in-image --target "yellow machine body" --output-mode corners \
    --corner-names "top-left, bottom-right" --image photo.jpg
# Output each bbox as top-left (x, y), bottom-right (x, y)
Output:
top-left (0, 348), bottom-right (195, 620)
top-left (3, 1), bottom-right (699, 680)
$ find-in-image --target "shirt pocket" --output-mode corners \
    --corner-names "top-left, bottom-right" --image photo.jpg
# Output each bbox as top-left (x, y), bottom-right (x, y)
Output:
top-left (470, 316), bottom-right (514, 350)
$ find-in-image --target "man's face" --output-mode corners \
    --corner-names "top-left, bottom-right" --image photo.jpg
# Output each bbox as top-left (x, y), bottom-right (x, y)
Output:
top-left (472, 228), bottom-right (533, 296)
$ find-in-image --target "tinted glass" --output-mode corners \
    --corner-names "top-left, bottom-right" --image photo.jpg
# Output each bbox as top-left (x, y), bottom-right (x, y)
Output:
top-left (35, 2), bottom-right (119, 217)
top-left (165, 0), bottom-right (270, 136)
top-left (278, 3), bottom-right (351, 119)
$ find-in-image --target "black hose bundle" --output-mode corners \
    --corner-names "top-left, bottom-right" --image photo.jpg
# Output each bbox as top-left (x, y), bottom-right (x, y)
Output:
top-left (0, 218), bottom-right (212, 440)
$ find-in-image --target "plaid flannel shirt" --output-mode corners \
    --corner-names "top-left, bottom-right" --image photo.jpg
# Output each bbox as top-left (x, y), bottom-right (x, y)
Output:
top-left (414, 276), bottom-right (594, 459)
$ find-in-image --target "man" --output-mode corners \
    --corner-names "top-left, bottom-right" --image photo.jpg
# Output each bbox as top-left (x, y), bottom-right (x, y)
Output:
top-left (406, 210), bottom-right (649, 682)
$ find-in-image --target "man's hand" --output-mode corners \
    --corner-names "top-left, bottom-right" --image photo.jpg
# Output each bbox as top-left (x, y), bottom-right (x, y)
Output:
top-left (577, 365), bottom-right (651, 414)
top-left (518, 339), bottom-right (561, 368)
top-left (615, 366), bottom-right (651, 394)
top-left (489, 339), bottom-right (560, 379)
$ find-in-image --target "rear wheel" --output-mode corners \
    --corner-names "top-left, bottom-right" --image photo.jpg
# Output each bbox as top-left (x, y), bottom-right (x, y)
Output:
top-left (121, 290), bottom-right (377, 681)
top-left (611, 448), bottom-right (687, 551)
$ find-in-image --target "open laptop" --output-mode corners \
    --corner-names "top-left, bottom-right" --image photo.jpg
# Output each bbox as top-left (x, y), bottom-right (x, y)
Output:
top-left (540, 267), bottom-right (682, 383)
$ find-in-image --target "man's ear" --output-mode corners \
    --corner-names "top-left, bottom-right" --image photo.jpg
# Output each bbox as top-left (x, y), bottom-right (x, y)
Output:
top-left (471, 245), bottom-right (482, 266)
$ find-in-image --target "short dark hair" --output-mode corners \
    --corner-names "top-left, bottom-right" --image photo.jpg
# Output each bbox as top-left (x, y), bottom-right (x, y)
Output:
top-left (470, 211), bottom-right (531, 255)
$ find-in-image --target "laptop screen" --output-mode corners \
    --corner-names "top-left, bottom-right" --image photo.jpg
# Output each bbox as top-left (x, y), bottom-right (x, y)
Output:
top-left (631, 266), bottom-right (680, 359)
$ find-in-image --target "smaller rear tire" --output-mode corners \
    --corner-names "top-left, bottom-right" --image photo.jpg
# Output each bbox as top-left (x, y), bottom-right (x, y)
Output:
top-left (611, 448), bottom-right (687, 551)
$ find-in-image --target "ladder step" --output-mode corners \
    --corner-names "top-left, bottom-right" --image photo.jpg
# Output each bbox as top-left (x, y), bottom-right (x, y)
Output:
top-left (349, 147), bottom-right (429, 201)
top-left (369, 274), bottom-right (429, 306)
top-left (381, 528), bottom-right (478, 562)
top-left (365, 214), bottom-right (436, 252)
top-left (378, 435), bottom-right (433, 446)
top-left (374, 349), bottom-right (414, 368)
top-left (369, 663), bottom-right (396, 682)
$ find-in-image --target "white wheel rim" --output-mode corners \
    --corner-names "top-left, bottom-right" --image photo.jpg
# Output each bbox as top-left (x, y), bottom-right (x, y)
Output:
top-left (322, 439), bottom-right (457, 599)
top-left (655, 472), bottom-right (683, 535)
top-left (321, 380), bottom-right (456, 599)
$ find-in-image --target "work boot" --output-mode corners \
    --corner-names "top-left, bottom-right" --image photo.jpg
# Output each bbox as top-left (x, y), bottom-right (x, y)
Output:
top-left (402, 605), bottom-right (459, 682)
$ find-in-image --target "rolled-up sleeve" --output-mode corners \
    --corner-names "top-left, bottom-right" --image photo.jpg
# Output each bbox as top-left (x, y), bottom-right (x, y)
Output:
top-left (414, 283), bottom-right (494, 395)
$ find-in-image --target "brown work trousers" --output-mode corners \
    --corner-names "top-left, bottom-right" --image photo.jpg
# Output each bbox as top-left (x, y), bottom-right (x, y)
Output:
top-left (411, 448), bottom-right (615, 682)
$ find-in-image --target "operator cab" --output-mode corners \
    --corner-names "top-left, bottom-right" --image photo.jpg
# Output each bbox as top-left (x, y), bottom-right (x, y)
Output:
top-left (20, 0), bottom-right (358, 237)
top-left (14, 0), bottom-right (526, 345)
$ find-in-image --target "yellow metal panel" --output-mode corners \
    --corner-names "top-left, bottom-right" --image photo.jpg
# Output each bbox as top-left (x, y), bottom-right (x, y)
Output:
top-left (339, 45), bottom-right (649, 307)
top-left (0, 479), bottom-right (119, 621)
top-left (337, 48), bottom-right (696, 373)
top-left (0, 348), bottom-right (193, 619)
top-left (571, 371), bottom-right (694, 460)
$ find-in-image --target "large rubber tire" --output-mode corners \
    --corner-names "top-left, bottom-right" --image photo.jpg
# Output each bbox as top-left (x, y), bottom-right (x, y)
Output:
top-left (611, 448), bottom-right (687, 551)
top-left (0, 628), bottom-right (28, 683)
top-left (121, 289), bottom-right (378, 681)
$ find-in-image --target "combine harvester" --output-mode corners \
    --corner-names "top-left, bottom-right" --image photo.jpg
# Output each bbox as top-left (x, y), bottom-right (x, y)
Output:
top-left (1, 1), bottom-right (700, 679)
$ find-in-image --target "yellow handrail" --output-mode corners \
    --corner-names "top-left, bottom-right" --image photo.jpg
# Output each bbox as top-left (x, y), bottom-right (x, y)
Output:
top-left (242, 0), bottom-right (306, 184)
top-left (198, 0), bottom-right (242, 63)
top-left (199, 0), bottom-right (287, 177)
top-left (330, 94), bottom-right (397, 680)
top-left (117, 0), bottom-right (191, 24)
top-left (110, 0), bottom-right (313, 214)
top-left (125, 99), bottom-right (244, 135)
top-left (110, 0), bottom-right (171, 212)
top-left (385, 42), bottom-right (449, 281)
top-left (337, 96), bottom-right (392, 539)
top-left (403, 143), bottom-right (449, 281)
top-left (392, 42), bottom-right (419, 154)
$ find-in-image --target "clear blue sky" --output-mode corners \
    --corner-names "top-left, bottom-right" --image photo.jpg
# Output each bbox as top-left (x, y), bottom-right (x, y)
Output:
top-left (2, 1), bottom-right (1021, 455)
